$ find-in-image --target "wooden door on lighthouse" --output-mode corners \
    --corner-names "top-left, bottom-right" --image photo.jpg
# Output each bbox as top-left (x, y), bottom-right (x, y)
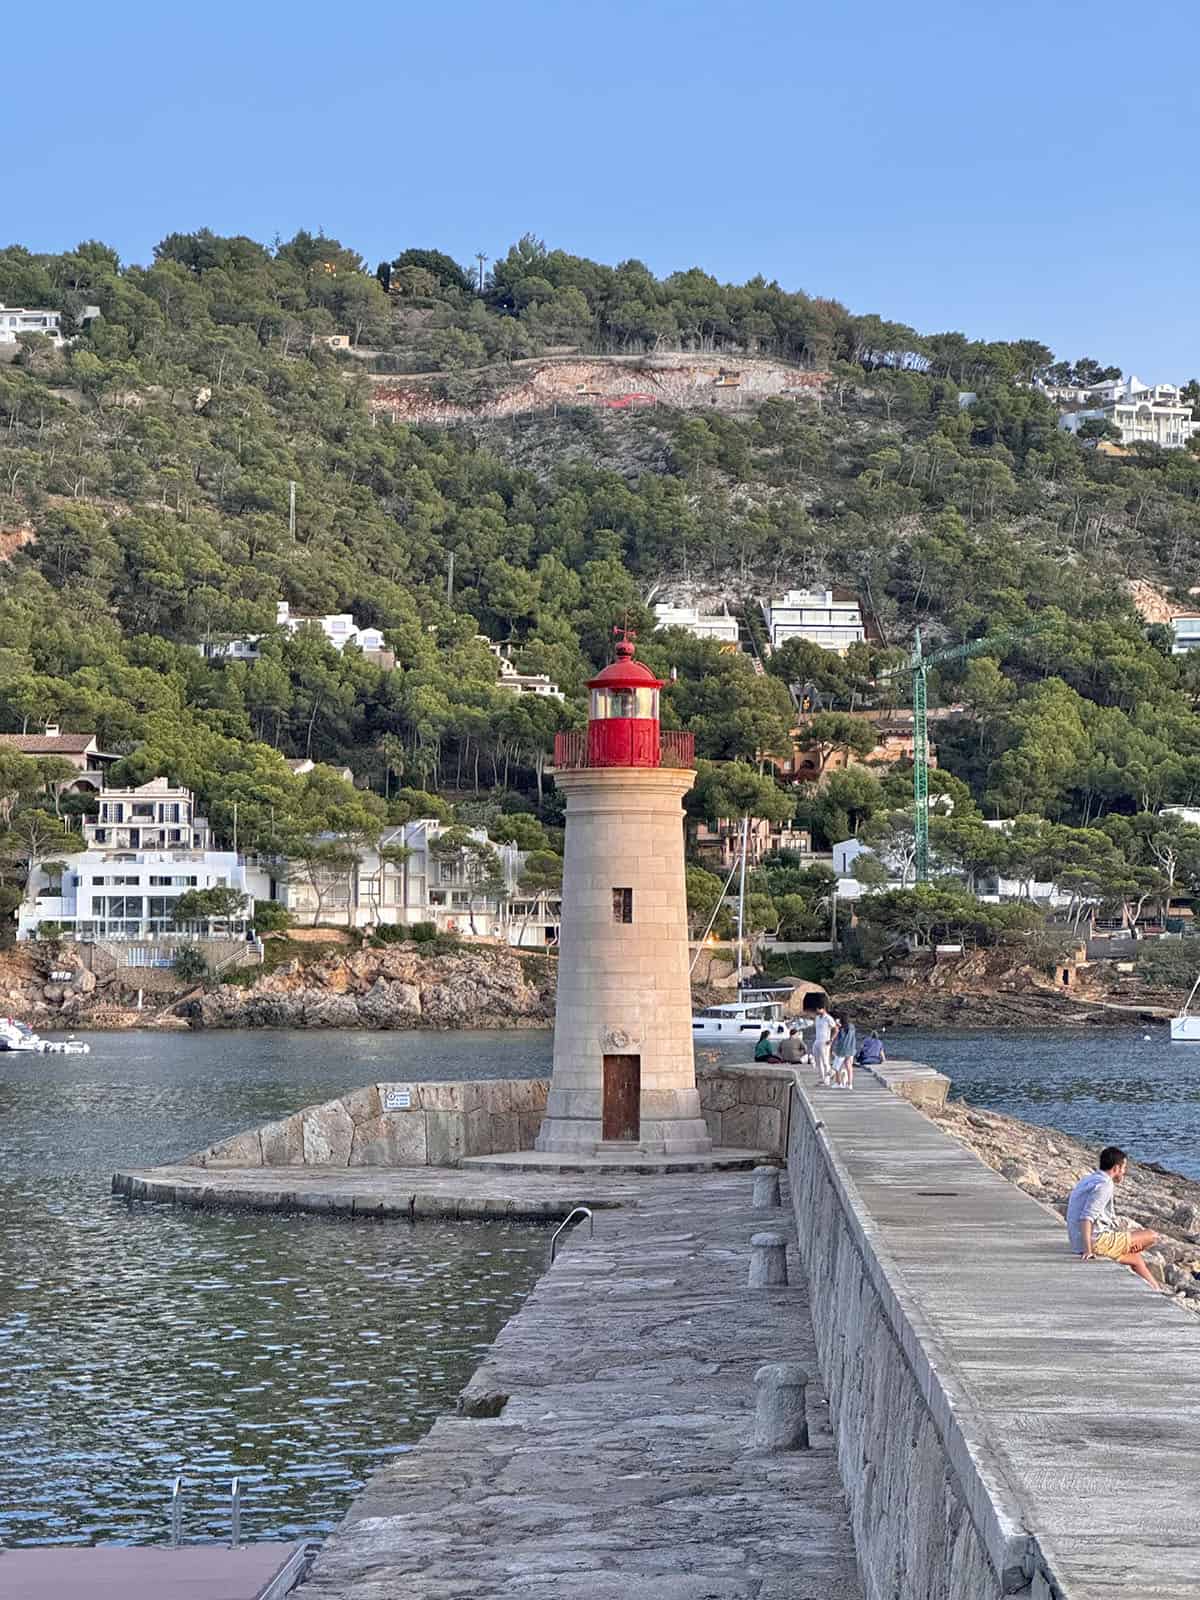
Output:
top-left (602, 1055), bottom-right (641, 1141)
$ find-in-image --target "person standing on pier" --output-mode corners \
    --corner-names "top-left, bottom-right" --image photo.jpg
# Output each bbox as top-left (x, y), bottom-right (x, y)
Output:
top-left (1066, 1147), bottom-right (1162, 1289)
top-left (810, 1004), bottom-right (834, 1084)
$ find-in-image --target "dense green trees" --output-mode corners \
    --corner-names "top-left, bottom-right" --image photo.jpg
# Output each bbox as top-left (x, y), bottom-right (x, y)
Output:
top-left (5, 225), bottom-right (1200, 950)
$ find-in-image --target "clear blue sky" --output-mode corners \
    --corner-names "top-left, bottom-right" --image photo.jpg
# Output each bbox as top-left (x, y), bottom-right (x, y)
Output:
top-left (7, 0), bottom-right (1200, 375)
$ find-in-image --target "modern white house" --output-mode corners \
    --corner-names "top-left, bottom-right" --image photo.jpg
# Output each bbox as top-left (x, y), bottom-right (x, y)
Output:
top-left (477, 639), bottom-right (564, 701)
top-left (245, 819), bottom-right (561, 946)
top-left (200, 601), bottom-right (394, 667)
top-left (1169, 615), bottom-right (1200, 655)
top-left (0, 303), bottom-right (100, 348)
top-left (17, 780), bottom-right (252, 941)
top-left (653, 603), bottom-right (740, 645)
top-left (831, 827), bottom-right (1072, 907)
top-left (761, 589), bottom-right (865, 654)
top-left (1056, 375), bottom-right (1200, 451)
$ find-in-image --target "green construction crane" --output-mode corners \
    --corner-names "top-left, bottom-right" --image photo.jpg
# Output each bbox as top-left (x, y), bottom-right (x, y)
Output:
top-left (882, 626), bottom-right (1032, 882)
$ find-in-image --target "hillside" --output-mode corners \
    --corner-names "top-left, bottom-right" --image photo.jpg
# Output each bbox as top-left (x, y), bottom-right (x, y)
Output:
top-left (4, 229), bottom-right (1200, 954)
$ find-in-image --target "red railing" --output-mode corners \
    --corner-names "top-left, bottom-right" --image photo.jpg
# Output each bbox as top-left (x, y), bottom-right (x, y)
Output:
top-left (553, 729), bottom-right (695, 770)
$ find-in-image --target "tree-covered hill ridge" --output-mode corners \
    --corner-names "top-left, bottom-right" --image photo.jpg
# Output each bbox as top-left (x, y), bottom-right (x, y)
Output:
top-left (3, 227), bottom-right (1200, 866)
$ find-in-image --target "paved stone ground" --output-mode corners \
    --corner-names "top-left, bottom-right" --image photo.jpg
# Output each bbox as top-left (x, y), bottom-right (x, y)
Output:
top-left (301, 1170), bottom-right (863, 1600)
top-left (112, 1164), bottom-right (751, 1220)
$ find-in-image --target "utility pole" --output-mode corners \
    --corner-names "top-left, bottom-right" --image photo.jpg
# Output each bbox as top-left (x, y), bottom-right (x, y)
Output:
top-left (475, 252), bottom-right (488, 294)
top-left (446, 551), bottom-right (455, 604)
top-left (232, 801), bottom-right (239, 857)
top-left (288, 480), bottom-right (296, 540)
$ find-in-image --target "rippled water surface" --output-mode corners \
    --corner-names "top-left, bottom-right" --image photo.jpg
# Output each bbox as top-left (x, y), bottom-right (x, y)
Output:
top-left (0, 1031), bottom-right (550, 1547)
top-left (7, 1023), bottom-right (1194, 1548)
top-left (889, 1026), bottom-right (1200, 1177)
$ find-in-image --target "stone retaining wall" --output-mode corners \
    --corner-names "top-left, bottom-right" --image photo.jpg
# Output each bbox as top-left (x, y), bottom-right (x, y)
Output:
top-left (192, 1079), bottom-right (550, 1169)
top-left (188, 1063), bottom-right (796, 1170)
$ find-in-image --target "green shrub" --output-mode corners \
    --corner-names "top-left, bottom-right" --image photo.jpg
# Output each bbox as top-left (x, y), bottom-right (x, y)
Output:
top-left (173, 944), bottom-right (210, 983)
top-left (253, 902), bottom-right (293, 935)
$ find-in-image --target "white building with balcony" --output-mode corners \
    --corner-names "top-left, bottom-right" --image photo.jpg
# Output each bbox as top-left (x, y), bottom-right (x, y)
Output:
top-left (17, 779), bottom-right (252, 941)
top-left (200, 601), bottom-right (394, 667)
top-left (761, 589), bottom-right (865, 654)
top-left (473, 638), bottom-right (563, 701)
top-left (653, 603), bottom-right (740, 645)
top-left (1057, 375), bottom-right (1200, 451)
top-left (0, 303), bottom-right (100, 348)
top-left (245, 819), bottom-right (561, 946)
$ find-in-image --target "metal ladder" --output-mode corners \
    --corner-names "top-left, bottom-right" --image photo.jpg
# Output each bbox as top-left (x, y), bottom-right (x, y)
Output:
top-left (169, 1475), bottom-right (242, 1548)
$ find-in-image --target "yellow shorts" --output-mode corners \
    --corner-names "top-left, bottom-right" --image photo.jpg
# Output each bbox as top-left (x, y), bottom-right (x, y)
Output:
top-left (1091, 1231), bottom-right (1133, 1259)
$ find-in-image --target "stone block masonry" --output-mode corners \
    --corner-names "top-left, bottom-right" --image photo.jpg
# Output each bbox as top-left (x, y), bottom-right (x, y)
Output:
top-left (301, 1170), bottom-right (863, 1600)
top-left (185, 1065), bottom-right (797, 1171)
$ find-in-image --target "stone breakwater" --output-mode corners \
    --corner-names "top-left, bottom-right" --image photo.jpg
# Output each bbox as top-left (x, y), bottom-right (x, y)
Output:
top-left (188, 946), bottom-right (555, 1030)
top-left (931, 1099), bottom-right (1200, 1308)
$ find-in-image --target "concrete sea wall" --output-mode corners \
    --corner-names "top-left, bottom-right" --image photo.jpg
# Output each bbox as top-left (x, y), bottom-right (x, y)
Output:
top-left (787, 1083), bottom-right (1021, 1598)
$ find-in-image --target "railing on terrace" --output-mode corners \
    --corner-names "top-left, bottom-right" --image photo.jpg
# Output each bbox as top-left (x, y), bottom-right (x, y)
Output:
top-left (553, 729), bottom-right (695, 770)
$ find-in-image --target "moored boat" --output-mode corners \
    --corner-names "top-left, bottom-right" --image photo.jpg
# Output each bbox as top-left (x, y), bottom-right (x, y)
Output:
top-left (1171, 975), bottom-right (1200, 1041)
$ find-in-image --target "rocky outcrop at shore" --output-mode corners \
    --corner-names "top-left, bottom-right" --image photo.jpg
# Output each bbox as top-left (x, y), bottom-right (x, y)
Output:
top-left (186, 945), bottom-right (556, 1030)
top-left (932, 1100), bottom-right (1200, 1307)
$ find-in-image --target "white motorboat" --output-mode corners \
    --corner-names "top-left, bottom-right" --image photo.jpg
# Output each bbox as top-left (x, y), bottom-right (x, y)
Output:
top-left (0, 1018), bottom-right (90, 1054)
top-left (692, 996), bottom-right (797, 1043)
top-left (0, 1018), bottom-right (44, 1052)
top-left (1171, 976), bottom-right (1200, 1041)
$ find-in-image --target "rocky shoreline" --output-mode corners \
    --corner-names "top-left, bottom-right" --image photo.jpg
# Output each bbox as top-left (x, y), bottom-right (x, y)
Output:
top-left (930, 1099), bottom-right (1200, 1307)
top-left (185, 945), bottom-right (556, 1031)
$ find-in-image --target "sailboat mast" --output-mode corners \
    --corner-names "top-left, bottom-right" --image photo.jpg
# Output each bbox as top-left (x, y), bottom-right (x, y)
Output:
top-left (736, 815), bottom-right (749, 980)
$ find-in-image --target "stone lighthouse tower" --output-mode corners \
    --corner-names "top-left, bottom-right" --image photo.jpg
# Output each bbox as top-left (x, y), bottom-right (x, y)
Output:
top-left (535, 631), bottom-right (712, 1157)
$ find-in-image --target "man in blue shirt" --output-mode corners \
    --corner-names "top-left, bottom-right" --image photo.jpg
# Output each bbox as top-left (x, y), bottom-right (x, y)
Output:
top-left (1065, 1146), bottom-right (1161, 1289)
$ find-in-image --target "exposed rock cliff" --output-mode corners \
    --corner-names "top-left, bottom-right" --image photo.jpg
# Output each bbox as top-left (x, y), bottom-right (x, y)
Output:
top-left (186, 945), bottom-right (556, 1030)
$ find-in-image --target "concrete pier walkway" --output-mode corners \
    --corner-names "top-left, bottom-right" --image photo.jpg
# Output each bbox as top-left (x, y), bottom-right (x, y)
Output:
top-left (796, 1075), bottom-right (1200, 1598)
top-left (302, 1169), bottom-right (862, 1600)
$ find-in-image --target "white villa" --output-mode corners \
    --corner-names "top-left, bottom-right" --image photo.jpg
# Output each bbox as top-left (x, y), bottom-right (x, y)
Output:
top-left (1055, 375), bottom-right (1200, 451)
top-left (653, 603), bottom-right (740, 646)
top-left (761, 589), bottom-right (865, 654)
top-left (478, 639), bottom-right (564, 701)
top-left (0, 303), bottom-right (100, 348)
top-left (18, 779), bottom-right (252, 941)
top-left (201, 602), bottom-right (394, 666)
top-left (246, 819), bottom-right (561, 947)
top-left (1169, 615), bottom-right (1200, 655)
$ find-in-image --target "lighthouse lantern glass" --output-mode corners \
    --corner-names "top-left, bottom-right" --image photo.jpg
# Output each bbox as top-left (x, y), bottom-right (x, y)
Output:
top-left (590, 686), bottom-right (658, 720)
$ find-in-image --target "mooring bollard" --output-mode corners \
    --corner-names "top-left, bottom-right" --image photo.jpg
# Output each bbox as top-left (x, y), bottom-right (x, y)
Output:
top-left (748, 1230), bottom-right (788, 1288)
top-left (752, 1165), bottom-right (781, 1209)
top-left (754, 1362), bottom-right (810, 1451)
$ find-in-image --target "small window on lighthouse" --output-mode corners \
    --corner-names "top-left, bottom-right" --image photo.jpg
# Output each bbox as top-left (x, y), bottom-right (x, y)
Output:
top-left (611, 689), bottom-right (635, 718)
top-left (612, 887), bottom-right (633, 923)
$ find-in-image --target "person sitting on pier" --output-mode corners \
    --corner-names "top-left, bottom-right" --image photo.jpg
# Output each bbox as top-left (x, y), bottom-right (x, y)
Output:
top-left (1066, 1146), bottom-right (1162, 1289)
top-left (754, 1029), bottom-right (784, 1064)
top-left (778, 1027), bottom-right (808, 1065)
top-left (856, 1031), bottom-right (886, 1067)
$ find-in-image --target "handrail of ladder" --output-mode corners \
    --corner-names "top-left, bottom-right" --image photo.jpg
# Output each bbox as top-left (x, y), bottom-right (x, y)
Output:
top-left (231, 1476), bottom-right (241, 1548)
top-left (550, 1206), bottom-right (594, 1263)
top-left (170, 1476), bottom-right (183, 1548)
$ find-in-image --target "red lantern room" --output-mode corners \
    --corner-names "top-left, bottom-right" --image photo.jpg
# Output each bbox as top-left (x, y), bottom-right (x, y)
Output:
top-left (586, 629), bottom-right (665, 768)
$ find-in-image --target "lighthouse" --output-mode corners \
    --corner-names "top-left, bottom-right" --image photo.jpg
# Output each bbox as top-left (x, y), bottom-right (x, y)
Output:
top-left (535, 630), bottom-right (712, 1157)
